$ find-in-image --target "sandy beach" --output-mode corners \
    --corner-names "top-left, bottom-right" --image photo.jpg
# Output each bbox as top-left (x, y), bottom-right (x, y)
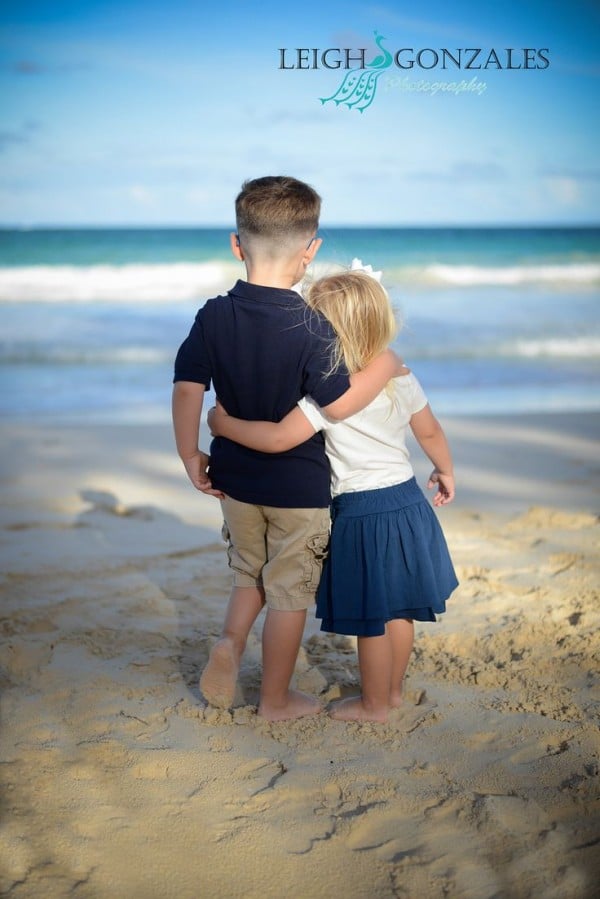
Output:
top-left (1, 411), bottom-right (598, 899)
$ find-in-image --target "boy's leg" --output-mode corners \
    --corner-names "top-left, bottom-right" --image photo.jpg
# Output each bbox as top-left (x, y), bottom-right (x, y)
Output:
top-left (258, 608), bottom-right (321, 721)
top-left (200, 585), bottom-right (265, 708)
top-left (388, 618), bottom-right (414, 707)
top-left (199, 498), bottom-right (267, 708)
top-left (258, 505), bottom-right (330, 721)
top-left (329, 632), bottom-right (392, 723)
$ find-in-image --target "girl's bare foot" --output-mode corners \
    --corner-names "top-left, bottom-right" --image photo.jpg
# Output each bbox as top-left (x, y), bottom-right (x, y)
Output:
top-left (389, 691), bottom-right (403, 709)
top-left (258, 689), bottom-right (322, 722)
top-left (329, 696), bottom-right (389, 723)
top-left (199, 638), bottom-right (238, 708)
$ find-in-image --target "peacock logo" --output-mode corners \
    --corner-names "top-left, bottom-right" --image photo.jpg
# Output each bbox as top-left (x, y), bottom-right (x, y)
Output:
top-left (320, 31), bottom-right (393, 112)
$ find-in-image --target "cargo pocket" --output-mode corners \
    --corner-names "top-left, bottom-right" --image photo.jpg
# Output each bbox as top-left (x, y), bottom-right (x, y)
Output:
top-left (302, 532), bottom-right (330, 593)
top-left (221, 521), bottom-right (234, 568)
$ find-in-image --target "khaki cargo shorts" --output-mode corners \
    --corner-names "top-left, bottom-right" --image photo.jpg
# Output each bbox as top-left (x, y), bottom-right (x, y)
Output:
top-left (220, 496), bottom-right (331, 611)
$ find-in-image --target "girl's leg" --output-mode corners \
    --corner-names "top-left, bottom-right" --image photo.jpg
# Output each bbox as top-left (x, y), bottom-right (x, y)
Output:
top-left (330, 632), bottom-right (392, 723)
top-left (388, 618), bottom-right (414, 707)
top-left (200, 585), bottom-right (265, 708)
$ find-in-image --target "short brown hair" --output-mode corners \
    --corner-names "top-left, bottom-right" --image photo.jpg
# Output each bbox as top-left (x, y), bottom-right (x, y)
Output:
top-left (235, 176), bottom-right (321, 241)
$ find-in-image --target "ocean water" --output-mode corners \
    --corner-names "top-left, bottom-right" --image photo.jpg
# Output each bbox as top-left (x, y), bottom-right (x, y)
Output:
top-left (0, 226), bottom-right (598, 423)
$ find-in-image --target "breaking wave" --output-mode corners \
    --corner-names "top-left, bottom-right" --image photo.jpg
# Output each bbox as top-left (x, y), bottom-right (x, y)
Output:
top-left (411, 262), bottom-right (600, 287)
top-left (1, 259), bottom-right (598, 302)
top-left (0, 262), bottom-right (239, 303)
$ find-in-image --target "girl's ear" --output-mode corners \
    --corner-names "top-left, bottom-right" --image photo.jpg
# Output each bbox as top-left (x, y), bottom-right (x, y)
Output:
top-left (230, 232), bottom-right (244, 260)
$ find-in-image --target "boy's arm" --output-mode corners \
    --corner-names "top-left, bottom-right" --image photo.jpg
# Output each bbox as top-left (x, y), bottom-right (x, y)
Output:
top-left (409, 404), bottom-right (455, 506)
top-left (172, 381), bottom-right (224, 497)
top-left (322, 349), bottom-right (408, 420)
top-left (208, 402), bottom-right (316, 454)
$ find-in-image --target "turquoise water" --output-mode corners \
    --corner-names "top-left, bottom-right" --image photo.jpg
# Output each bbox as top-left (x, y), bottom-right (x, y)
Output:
top-left (1, 227), bottom-right (598, 421)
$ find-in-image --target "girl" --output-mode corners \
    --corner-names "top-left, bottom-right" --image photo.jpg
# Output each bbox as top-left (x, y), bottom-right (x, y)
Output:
top-left (208, 269), bottom-right (458, 723)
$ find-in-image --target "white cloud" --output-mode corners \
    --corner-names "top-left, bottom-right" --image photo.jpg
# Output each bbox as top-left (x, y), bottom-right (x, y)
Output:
top-left (544, 176), bottom-right (581, 206)
top-left (411, 161), bottom-right (506, 182)
top-left (128, 184), bottom-right (155, 205)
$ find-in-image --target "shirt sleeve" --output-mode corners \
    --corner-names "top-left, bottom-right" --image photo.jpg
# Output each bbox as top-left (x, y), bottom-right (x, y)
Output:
top-left (297, 395), bottom-right (331, 432)
top-left (407, 373), bottom-right (429, 414)
top-left (173, 309), bottom-right (212, 386)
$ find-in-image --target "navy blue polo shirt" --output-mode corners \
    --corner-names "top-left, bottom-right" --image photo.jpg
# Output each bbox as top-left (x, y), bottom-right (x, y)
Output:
top-left (173, 279), bottom-right (350, 507)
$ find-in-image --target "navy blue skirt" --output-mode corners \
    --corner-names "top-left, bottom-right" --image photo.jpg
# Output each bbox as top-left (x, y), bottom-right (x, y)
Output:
top-left (316, 478), bottom-right (458, 637)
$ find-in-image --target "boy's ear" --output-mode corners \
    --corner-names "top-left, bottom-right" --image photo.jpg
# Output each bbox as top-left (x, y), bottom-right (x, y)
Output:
top-left (230, 232), bottom-right (244, 261)
top-left (303, 236), bottom-right (322, 265)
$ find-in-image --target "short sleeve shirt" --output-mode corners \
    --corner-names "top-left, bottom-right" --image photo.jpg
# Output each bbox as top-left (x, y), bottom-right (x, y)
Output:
top-left (174, 279), bottom-right (350, 507)
top-left (298, 372), bottom-right (428, 496)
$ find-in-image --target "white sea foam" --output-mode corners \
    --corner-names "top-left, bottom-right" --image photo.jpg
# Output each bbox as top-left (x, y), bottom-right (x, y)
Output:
top-left (507, 337), bottom-right (600, 358)
top-left (1, 346), bottom-right (171, 365)
top-left (409, 336), bottom-right (600, 360)
top-left (0, 262), bottom-right (239, 303)
top-left (5, 337), bottom-right (597, 366)
top-left (1, 259), bottom-right (599, 302)
top-left (416, 262), bottom-right (600, 287)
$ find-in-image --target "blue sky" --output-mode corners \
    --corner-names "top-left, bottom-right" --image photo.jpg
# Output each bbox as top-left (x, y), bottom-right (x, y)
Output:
top-left (0, 0), bottom-right (598, 225)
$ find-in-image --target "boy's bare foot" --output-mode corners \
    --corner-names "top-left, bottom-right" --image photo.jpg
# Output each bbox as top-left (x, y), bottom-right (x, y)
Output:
top-left (329, 696), bottom-right (389, 723)
top-left (258, 689), bottom-right (322, 722)
top-left (199, 638), bottom-right (238, 708)
top-left (389, 691), bottom-right (403, 709)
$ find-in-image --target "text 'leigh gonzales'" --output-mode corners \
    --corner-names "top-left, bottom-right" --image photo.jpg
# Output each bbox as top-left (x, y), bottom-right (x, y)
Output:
top-left (278, 47), bottom-right (550, 71)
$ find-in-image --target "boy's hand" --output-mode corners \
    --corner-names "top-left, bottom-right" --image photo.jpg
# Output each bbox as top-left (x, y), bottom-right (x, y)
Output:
top-left (182, 450), bottom-right (224, 498)
top-left (427, 470), bottom-right (455, 506)
top-left (207, 400), bottom-right (229, 437)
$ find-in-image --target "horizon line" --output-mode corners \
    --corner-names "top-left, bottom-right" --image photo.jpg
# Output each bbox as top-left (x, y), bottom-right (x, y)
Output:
top-left (1, 222), bottom-right (599, 231)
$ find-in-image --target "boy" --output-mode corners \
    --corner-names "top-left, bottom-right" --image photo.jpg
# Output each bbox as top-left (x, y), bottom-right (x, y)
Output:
top-left (172, 176), bottom-right (399, 721)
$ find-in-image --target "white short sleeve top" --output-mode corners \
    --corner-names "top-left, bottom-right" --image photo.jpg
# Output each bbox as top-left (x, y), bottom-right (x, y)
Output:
top-left (298, 372), bottom-right (428, 497)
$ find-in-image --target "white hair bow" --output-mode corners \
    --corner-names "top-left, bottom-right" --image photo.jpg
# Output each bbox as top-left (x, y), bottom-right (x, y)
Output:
top-left (350, 258), bottom-right (383, 283)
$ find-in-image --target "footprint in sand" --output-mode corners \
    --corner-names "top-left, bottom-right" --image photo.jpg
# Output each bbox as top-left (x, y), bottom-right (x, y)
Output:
top-left (0, 640), bottom-right (54, 685)
top-left (547, 552), bottom-right (583, 576)
top-left (215, 762), bottom-right (357, 855)
top-left (507, 506), bottom-right (599, 532)
top-left (465, 793), bottom-right (590, 897)
top-left (209, 757), bottom-right (290, 843)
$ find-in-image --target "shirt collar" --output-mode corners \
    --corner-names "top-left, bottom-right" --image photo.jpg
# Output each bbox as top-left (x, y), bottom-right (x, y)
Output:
top-left (229, 279), bottom-right (303, 303)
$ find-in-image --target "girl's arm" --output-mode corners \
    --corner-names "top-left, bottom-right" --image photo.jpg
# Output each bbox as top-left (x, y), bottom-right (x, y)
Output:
top-left (409, 404), bottom-right (455, 506)
top-left (208, 402), bottom-right (316, 453)
top-left (323, 349), bottom-right (408, 420)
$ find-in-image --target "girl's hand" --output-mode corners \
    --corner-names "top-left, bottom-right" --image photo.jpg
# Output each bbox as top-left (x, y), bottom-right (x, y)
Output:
top-left (207, 399), bottom-right (229, 436)
top-left (427, 470), bottom-right (455, 506)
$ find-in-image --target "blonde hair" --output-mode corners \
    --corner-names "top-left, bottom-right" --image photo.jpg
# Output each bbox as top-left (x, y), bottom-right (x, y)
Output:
top-left (306, 271), bottom-right (398, 375)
